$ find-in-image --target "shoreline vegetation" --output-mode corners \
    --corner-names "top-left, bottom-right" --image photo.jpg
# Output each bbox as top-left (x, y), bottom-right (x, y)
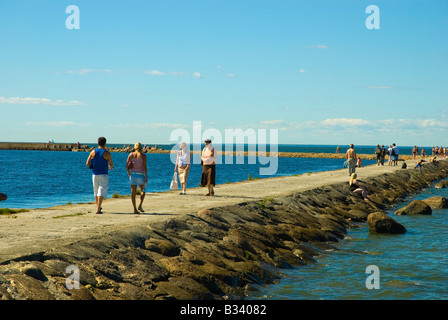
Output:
top-left (1, 158), bottom-right (447, 300)
top-left (0, 141), bottom-right (432, 160)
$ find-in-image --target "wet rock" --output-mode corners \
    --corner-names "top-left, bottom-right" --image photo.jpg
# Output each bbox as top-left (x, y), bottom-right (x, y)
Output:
top-left (423, 196), bottom-right (448, 209)
top-left (347, 209), bottom-right (370, 221)
top-left (367, 212), bottom-right (407, 234)
top-left (394, 200), bottom-right (432, 215)
top-left (292, 249), bottom-right (317, 264)
top-left (435, 180), bottom-right (448, 189)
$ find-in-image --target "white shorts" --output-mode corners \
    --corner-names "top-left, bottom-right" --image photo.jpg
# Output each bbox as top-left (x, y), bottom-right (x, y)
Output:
top-left (93, 174), bottom-right (109, 198)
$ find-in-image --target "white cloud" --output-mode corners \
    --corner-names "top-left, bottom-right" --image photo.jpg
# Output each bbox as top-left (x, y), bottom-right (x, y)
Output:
top-left (65, 69), bottom-right (112, 75)
top-left (225, 73), bottom-right (236, 77)
top-left (144, 70), bottom-right (165, 76)
top-left (111, 123), bottom-right (189, 129)
top-left (25, 121), bottom-right (90, 127)
top-left (307, 44), bottom-right (328, 49)
top-left (321, 118), bottom-right (371, 127)
top-left (298, 69), bottom-right (307, 73)
top-left (257, 117), bottom-right (448, 132)
top-left (0, 96), bottom-right (85, 106)
top-left (260, 120), bottom-right (286, 125)
top-left (144, 70), bottom-right (201, 78)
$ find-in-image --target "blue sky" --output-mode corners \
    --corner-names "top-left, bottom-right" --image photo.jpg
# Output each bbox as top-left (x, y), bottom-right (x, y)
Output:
top-left (0, 0), bottom-right (447, 146)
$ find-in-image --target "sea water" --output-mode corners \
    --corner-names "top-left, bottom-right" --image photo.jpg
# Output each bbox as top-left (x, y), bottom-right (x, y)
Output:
top-left (0, 147), bottom-right (446, 300)
top-left (248, 180), bottom-right (448, 300)
top-left (0, 149), bottom-right (375, 209)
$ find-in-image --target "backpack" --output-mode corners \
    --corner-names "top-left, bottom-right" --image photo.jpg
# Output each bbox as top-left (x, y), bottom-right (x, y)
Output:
top-left (401, 162), bottom-right (407, 169)
top-left (391, 149), bottom-right (396, 156)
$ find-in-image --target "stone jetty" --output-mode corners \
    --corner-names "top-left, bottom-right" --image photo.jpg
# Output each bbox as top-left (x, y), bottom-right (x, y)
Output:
top-left (0, 158), bottom-right (447, 300)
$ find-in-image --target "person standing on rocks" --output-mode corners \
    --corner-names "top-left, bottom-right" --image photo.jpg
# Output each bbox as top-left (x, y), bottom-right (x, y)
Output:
top-left (86, 137), bottom-right (114, 214)
top-left (126, 142), bottom-right (148, 214)
top-left (345, 144), bottom-right (357, 176)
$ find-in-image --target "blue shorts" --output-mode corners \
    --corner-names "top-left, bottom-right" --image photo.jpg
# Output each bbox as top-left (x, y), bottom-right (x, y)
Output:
top-left (130, 172), bottom-right (146, 191)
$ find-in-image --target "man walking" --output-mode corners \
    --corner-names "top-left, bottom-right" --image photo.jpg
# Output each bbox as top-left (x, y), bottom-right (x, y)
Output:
top-left (392, 143), bottom-right (399, 166)
top-left (346, 144), bottom-right (357, 176)
top-left (86, 137), bottom-right (114, 214)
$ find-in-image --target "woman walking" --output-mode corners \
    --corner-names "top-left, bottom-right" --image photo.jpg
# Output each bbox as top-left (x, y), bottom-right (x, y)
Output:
top-left (126, 142), bottom-right (148, 214)
top-left (201, 138), bottom-right (216, 196)
top-left (174, 142), bottom-right (191, 195)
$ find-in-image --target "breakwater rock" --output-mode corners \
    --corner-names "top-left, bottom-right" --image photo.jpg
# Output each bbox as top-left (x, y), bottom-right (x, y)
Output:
top-left (423, 196), bottom-right (448, 209)
top-left (0, 142), bottom-right (81, 151)
top-left (394, 200), bottom-right (432, 216)
top-left (367, 211), bottom-right (407, 234)
top-left (0, 142), bottom-right (426, 160)
top-left (1, 161), bottom-right (447, 300)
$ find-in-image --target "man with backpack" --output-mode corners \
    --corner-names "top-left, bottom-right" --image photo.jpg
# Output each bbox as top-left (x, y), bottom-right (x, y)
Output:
top-left (392, 143), bottom-right (399, 166)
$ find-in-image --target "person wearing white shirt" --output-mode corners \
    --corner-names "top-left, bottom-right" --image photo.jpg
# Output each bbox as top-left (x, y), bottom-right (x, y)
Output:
top-left (174, 142), bottom-right (191, 195)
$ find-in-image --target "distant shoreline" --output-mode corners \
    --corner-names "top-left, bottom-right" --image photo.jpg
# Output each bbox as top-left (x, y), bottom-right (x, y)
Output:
top-left (0, 141), bottom-right (433, 160)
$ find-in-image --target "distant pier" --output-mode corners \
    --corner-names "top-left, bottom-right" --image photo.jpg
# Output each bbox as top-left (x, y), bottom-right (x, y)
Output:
top-left (0, 142), bottom-right (81, 151)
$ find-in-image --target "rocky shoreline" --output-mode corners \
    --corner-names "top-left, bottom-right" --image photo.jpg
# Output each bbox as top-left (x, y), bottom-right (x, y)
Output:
top-left (1, 161), bottom-right (447, 300)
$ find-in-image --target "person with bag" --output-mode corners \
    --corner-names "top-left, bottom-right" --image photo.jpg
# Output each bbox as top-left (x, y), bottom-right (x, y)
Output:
top-left (170, 172), bottom-right (179, 191)
top-left (174, 142), bottom-right (191, 195)
top-left (126, 142), bottom-right (148, 214)
top-left (201, 138), bottom-right (216, 196)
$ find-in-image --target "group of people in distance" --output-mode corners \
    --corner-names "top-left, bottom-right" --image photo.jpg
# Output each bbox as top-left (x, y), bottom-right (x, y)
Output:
top-left (85, 137), bottom-right (216, 215)
top-left (346, 142), bottom-right (446, 202)
top-left (346, 143), bottom-right (399, 202)
top-left (373, 143), bottom-right (400, 166)
top-left (432, 146), bottom-right (447, 157)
